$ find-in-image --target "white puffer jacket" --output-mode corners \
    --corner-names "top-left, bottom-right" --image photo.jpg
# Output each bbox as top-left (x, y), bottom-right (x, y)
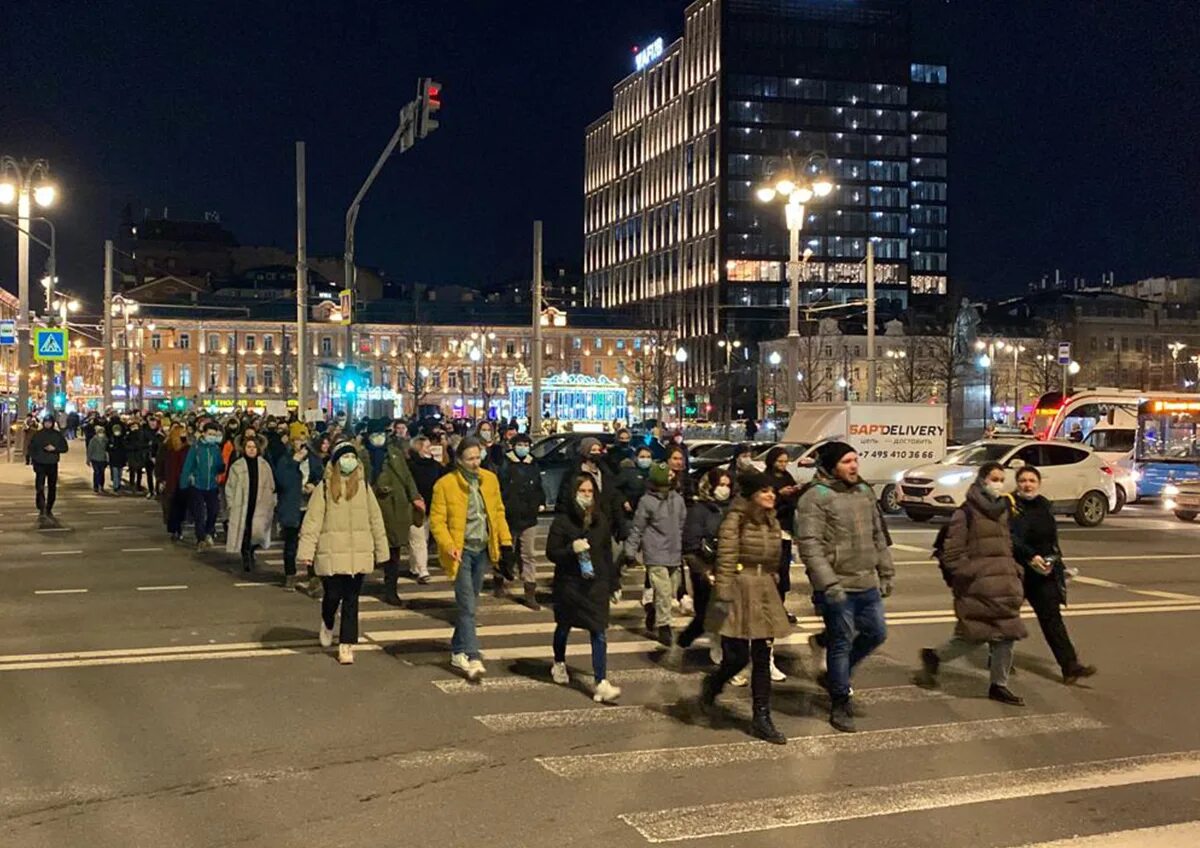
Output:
top-left (297, 476), bottom-right (390, 576)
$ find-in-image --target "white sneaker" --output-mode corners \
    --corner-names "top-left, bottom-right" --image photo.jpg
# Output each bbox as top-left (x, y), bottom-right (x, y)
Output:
top-left (709, 644), bottom-right (723, 666)
top-left (670, 597), bottom-right (681, 610)
top-left (467, 658), bottom-right (486, 680)
top-left (769, 651), bottom-right (787, 682)
top-left (680, 594), bottom-right (695, 616)
top-left (318, 621), bottom-right (333, 648)
top-left (451, 652), bottom-right (472, 675)
top-left (809, 633), bottom-right (827, 673)
top-left (610, 590), bottom-right (622, 606)
top-left (730, 672), bottom-right (748, 687)
top-left (337, 644), bottom-right (354, 665)
top-left (593, 679), bottom-right (622, 703)
top-left (551, 661), bottom-right (570, 685)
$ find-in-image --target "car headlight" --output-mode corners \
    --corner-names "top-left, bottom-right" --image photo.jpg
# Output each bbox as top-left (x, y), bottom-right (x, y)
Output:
top-left (1129, 469), bottom-right (1141, 482)
top-left (1164, 484), bottom-right (1180, 497)
top-left (937, 471), bottom-right (974, 486)
top-left (893, 471), bottom-right (906, 483)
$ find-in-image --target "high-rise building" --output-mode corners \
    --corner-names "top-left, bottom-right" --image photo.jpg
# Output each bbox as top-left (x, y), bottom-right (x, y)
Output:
top-left (584, 0), bottom-right (948, 383)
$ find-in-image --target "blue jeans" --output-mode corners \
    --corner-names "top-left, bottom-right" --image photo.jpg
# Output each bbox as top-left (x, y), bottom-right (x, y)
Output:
top-left (817, 587), bottom-right (887, 698)
top-left (553, 623), bottom-right (608, 682)
top-left (451, 548), bottom-right (490, 660)
top-left (110, 464), bottom-right (124, 491)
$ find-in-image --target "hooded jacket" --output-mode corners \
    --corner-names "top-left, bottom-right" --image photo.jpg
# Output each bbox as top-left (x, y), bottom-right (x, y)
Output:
top-left (372, 442), bottom-right (421, 547)
top-left (27, 427), bottom-right (68, 465)
top-left (706, 497), bottom-right (790, 640)
top-left (181, 438), bottom-right (224, 492)
top-left (795, 470), bottom-right (895, 593)
top-left (623, 484), bottom-right (686, 566)
top-left (546, 504), bottom-right (620, 633)
top-left (498, 448), bottom-right (543, 533)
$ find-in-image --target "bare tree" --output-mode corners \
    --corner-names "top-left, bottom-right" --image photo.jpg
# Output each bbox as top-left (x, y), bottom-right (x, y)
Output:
top-left (396, 323), bottom-right (436, 416)
top-left (630, 325), bottom-right (676, 423)
top-left (795, 320), bottom-right (833, 404)
top-left (925, 335), bottom-right (968, 437)
top-left (884, 334), bottom-right (924, 403)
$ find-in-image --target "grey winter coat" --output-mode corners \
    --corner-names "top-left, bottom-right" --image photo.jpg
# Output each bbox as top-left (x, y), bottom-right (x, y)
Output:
top-left (795, 472), bottom-right (895, 593)
top-left (623, 487), bottom-right (686, 567)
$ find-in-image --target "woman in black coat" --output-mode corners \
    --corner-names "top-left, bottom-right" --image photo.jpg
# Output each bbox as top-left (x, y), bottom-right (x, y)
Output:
top-left (763, 446), bottom-right (800, 620)
top-left (677, 467), bottom-right (734, 649)
top-left (1008, 465), bottom-right (1096, 685)
top-left (545, 474), bottom-right (622, 704)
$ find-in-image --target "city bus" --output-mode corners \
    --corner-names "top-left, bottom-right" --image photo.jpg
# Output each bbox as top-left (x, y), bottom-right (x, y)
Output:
top-left (1136, 397), bottom-right (1200, 499)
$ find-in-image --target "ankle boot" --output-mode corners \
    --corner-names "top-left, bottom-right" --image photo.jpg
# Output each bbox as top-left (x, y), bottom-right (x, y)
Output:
top-left (523, 582), bottom-right (541, 611)
top-left (241, 551), bottom-right (252, 572)
top-left (830, 695), bottom-right (856, 733)
top-left (383, 563), bottom-right (403, 607)
top-left (751, 707), bottom-right (787, 745)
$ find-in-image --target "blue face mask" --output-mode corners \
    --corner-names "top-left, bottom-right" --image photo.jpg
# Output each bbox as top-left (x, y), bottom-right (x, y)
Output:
top-left (636, 457), bottom-right (652, 470)
top-left (514, 446), bottom-right (530, 459)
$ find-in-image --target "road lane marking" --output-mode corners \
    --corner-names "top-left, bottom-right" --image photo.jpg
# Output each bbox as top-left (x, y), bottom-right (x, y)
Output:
top-left (40, 550), bottom-right (82, 556)
top-left (122, 547), bottom-right (164, 552)
top-left (1013, 822), bottom-right (1200, 847)
top-left (85, 510), bottom-right (118, 514)
top-left (234, 582), bottom-right (273, 588)
top-left (476, 705), bottom-right (671, 732)
top-left (539, 714), bottom-right (1104, 778)
top-left (135, 584), bottom-right (188, 591)
top-left (1073, 574), bottom-right (1200, 601)
top-left (33, 588), bottom-right (89, 595)
top-left (891, 543), bottom-right (929, 553)
top-left (434, 666), bottom-right (698, 694)
top-left (36, 527), bottom-right (71, 532)
top-left (102, 525), bottom-right (136, 530)
top-left (619, 750), bottom-right (1200, 843)
top-left (0, 644), bottom-right (376, 673)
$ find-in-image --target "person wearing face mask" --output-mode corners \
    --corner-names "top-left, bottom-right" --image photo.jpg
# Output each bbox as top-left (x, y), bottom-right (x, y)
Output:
top-left (624, 462), bottom-right (687, 646)
top-left (224, 435), bottom-right (278, 572)
top-left (126, 418), bottom-right (151, 494)
top-left (181, 422), bottom-right (226, 548)
top-left (615, 446), bottom-right (655, 519)
top-left (365, 419), bottom-right (424, 606)
top-left (106, 418), bottom-right (129, 494)
top-left (297, 442), bottom-right (390, 665)
top-left (796, 441), bottom-right (894, 732)
top-left (920, 461), bottom-right (1027, 706)
top-left (731, 444), bottom-right (757, 477)
top-left (86, 425), bottom-right (109, 494)
top-left (157, 424), bottom-right (191, 542)
top-left (678, 468), bottom-right (735, 652)
top-left (429, 437), bottom-right (514, 681)
top-left (556, 437), bottom-right (611, 517)
top-left (28, 415), bottom-right (69, 521)
top-left (545, 474), bottom-right (622, 703)
top-left (274, 432), bottom-right (323, 588)
top-left (143, 416), bottom-right (164, 499)
top-left (1007, 466), bottom-right (1096, 685)
top-left (406, 435), bottom-right (447, 585)
top-left (498, 432), bottom-right (544, 608)
top-left (605, 428), bottom-right (636, 476)
top-left (475, 421), bottom-right (504, 473)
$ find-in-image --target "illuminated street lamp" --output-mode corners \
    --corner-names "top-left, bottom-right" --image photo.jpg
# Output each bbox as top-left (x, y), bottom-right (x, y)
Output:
top-left (674, 346), bottom-right (688, 424)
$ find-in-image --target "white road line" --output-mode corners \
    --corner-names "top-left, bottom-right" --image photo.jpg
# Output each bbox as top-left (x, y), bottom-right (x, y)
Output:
top-left (135, 585), bottom-right (188, 592)
top-left (0, 644), bottom-right (370, 673)
top-left (1073, 574), bottom-right (1200, 601)
top-left (33, 588), bottom-right (89, 595)
top-left (122, 547), bottom-right (164, 552)
top-left (234, 582), bottom-right (273, 588)
top-left (1013, 822), bottom-right (1200, 847)
top-left (435, 666), bottom-right (698, 694)
top-left (36, 527), bottom-right (71, 532)
top-left (619, 749), bottom-right (1200, 843)
top-left (476, 704), bottom-right (671, 732)
top-left (102, 525), bottom-right (136, 530)
top-left (40, 550), bottom-right (82, 556)
top-left (85, 510), bottom-right (118, 514)
top-left (0, 638), bottom-right (323, 665)
top-left (891, 543), bottom-right (929, 553)
top-left (539, 714), bottom-right (1104, 779)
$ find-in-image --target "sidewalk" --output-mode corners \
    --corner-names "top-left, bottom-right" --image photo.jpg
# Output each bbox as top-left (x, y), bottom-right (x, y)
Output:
top-left (0, 440), bottom-right (89, 487)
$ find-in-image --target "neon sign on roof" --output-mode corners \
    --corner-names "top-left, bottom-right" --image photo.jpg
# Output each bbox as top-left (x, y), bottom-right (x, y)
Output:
top-left (634, 37), bottom-right (664, 71)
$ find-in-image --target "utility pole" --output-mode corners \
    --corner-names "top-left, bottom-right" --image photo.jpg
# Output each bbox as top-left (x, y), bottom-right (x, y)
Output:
top-left (295, 141), bottom-right (309, 419)
top-left (531, 220), bottom-right (544, 436)
top-left (103, 240), bottom-right (114, 410)
top-left (866, 240), bottom-right (877, 401)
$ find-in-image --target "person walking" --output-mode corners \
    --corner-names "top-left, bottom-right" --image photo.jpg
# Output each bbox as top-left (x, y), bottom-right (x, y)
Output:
top-left (545, 473), bottom-right (622, 703)
top-left (497, 432), bottom-right (543, 608)
top-left (297, 442), bottom-right (390, 665)
top-left (429, 437), bottom-right (514, 681)
top-left (920, 461), bottom-right (1027, 706)
top-left (1007, 466), bottom-right (1097, 685)
top-left (143, 415), bottom-right (164, 499)
top-left (28, 415), bottom-right (68, 521)
top-left (156, 424), bottom-right (191, 542)
top-left (795, 441), bottom-right (893, 732)
top-left (126, 418), bottom-right (151, 494)
top-left (678, 468), bottom-right (734, 651)
top-left (224, 435), bottom-right (277, 572)
top-left (406, 435), bottom-right (445, 586)
top-left (182, 421), bottom-right (225, 548)
top-left (106, 418), bottom-right (129, 493)
top-left (365, 419), bottom-right (424, 606)
top-left (624, 462), bottom-right (687, 647)
top-left (86, 426), bottom-right (109, 494)
top-left (273, 431), bottom-right (323, 588)
top-left (763, 446), bottom-right (801, 624)
top-left (699, 472), bottom-right (790, 744)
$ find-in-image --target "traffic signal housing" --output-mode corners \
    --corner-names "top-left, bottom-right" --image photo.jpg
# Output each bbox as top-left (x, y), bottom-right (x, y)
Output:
top-left (419, 77), bottom-right (441, 138)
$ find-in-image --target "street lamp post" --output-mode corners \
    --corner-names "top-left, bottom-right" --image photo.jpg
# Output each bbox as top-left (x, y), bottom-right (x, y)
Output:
top-left (755, 151), bottom-right (832, 420)
top-left (1, 156), bottom-right (56, 416)
top-left (767, 350), bottom-right (781, 421)
top-left (716, 335), bottom-right (742, 438)
top-left (1168, 341), bottom-right (1186, 388)
top-left (674, 346), bottom-right (688, 426)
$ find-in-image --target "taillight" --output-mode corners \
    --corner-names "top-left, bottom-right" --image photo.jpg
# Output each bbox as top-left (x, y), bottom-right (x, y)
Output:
top-left (1100, 465), bottom-right (1114, 476)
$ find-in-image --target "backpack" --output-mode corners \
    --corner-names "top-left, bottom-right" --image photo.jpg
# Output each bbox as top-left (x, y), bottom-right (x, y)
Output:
top-left (931, 506), bottom-right (971, 587)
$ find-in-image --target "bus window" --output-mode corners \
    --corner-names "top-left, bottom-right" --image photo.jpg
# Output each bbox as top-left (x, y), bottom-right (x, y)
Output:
top-left (1084, 428), bottom-right (1135, 454)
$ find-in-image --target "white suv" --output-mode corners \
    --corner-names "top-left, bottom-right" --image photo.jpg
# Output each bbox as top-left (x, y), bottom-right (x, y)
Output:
top-left (898, 438), bottom-right (1118, 527)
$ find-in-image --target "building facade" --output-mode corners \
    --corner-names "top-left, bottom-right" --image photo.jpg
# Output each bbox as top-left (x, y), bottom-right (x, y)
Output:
top-left (585, 0), bottom-right (949, 392)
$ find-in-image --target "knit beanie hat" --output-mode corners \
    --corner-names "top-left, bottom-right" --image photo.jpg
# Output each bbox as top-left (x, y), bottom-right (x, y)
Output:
top-left (816, 440), bottom-right (857, 475)
top-left (579, 437), bottom-right (602, 456)
top-left (368, 417), bottom-right (389, 435)
top-left (739, 471), bottom-right (773, 498)
top-left (648, 461), bottom-right (672, 489)
top-left (330, 442), bottom-right (359, 465)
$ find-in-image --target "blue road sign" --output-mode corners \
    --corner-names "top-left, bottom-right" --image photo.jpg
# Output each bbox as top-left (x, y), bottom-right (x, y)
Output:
top-left (34, 328), bottom-right (69, 362)
top-left (0, 320), bottom-right (14, 345)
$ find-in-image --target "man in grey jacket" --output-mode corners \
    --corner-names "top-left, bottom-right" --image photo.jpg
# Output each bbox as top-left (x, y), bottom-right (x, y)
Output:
top-left (795, 441), bottom-right (894, 733)
top-left (624, 462), bottom-right (687, 647)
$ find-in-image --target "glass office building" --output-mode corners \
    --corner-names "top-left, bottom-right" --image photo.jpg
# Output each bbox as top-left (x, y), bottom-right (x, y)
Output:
top-left (584, 0), bottom-right (948, 384)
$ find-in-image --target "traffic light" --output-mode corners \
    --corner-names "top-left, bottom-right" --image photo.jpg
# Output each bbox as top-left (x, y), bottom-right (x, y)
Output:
top-left (418, 77), bottom-right (441, 138)
top-left (54, 392), bottom-right (66, 408)
top-left (173, 396), bottom-right (187, 412)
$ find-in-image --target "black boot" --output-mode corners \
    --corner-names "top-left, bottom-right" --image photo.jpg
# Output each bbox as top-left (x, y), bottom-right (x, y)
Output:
top-left (523, 581), bottom-right (541, 611)
top-left (1063, 664), bottom-right (1097, 685)
top-left (830, 695), bottom-right (856, 733)
top-left (493, 576), bottom-right (506, 599)
top-left (988, 684), bottom-right (1025, 706)
top-left (383, 563), bottom-right (403, 607)
top-left (656, 626), bottom-right (674, 647)
top-left (751, 707), bottom-right (787, 745)
top-left (241, 551), bottom-right (252, 573)
top-left (919, 648), bottom-right (940, 686)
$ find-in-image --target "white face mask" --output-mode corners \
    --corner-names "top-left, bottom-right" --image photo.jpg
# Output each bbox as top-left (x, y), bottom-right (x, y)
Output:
top-left (713, 485), bottom-right (731, 502)
top-left (983, 480), bottom-right (1006, 498)
top-left (368, 433), bottom-right (386, 447)
top-left (337, 455), bottom-right (359, 475)
top-left (575, 495), bottom-right (594, 510)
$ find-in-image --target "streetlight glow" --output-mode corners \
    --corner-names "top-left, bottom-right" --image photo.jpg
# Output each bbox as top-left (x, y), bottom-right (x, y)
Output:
top-left (0, 182), bottom-right (14, 205)
top-left (768, 351), bottom-right (782, 366)
top-left (978, 354), bottom-right (991, 368)
top-left (774, 178), bottom-right (796, 196)
top-left (812, 177), bottom-right (834, 197)
top-left (790, 185), bottom-right (814, 204)
top-left (1068, 361), bottom-right (1081, 375)
top-left (33, 184), bottom-right (56, 207)
top-left (674, 347), bottom-right (688, 364)
top-left (755, 186), bottom-right (777, 203)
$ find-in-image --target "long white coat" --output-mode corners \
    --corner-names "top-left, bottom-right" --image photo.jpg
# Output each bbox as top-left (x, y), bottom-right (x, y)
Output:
top-left (224, 456), bottom-right (278, 554)
top-left (297, 475), bottom-right (390, 576)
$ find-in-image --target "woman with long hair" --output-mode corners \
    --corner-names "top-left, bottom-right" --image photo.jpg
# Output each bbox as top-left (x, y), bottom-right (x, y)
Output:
top-left (224, 435), bottom-right (278, 572)
top-left (545, 474), bottom-right (622, 703)
top-left (156, 424), bottom-right (191, 542)
top-left (678, 467), bottom-right (734, 652)
top-left (298, 443), bottom-right (390, 665)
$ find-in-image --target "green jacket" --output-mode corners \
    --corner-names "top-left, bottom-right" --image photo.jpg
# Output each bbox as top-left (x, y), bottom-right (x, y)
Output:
top-left (374, 443), bottom-right (421, 547)
top-left (795, 472), bottom-right (895, 593)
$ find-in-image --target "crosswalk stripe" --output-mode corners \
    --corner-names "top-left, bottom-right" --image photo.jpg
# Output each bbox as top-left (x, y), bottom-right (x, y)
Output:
top-left (434, 666), bottom-right (698, 694)
top-left (540, 713), bottom-right (1103, 779)
top-left (619, 749), bottom-right (1200, 843)
top-left (1013, 822), bottom-right (1200, 847)
top-left (476, 704), bottom-right (672, 732)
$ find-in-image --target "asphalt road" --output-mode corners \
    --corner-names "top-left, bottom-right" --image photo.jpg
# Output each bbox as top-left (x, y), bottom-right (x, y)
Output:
top-left (1, 456), bottom-right (1199, 847)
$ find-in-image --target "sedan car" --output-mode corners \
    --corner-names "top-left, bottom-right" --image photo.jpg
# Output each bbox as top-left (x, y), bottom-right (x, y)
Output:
top-left (898, 438), bottom-right (1117, 527)
top-left (1162, 479), bottom-right (1200, 522)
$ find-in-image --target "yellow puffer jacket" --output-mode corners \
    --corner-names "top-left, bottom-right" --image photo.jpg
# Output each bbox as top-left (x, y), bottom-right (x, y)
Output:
top-left (429, 468), bottom-right (512, 580)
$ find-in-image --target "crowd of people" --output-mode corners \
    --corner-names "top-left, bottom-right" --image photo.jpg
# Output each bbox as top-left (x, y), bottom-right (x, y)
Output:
top-left (25, 409), bottom-right (1094, 733)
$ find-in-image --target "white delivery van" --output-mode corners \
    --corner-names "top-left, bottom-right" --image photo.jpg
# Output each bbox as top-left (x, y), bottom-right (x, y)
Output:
top-left (780, 402), bottom-right (949, 512)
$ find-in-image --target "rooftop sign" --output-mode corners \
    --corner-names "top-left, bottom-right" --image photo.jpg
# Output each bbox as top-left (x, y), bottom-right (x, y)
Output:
top-left (634, 37), bottom-right (664, 71)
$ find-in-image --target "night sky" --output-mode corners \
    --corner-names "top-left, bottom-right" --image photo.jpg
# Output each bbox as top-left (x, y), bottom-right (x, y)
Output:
top-left (3, 1), bottom-right (1199, 306)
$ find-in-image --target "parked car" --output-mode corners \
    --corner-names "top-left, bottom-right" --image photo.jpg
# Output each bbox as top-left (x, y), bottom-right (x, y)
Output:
top-left (1082, 424), bottom-right (1139, 511)
top-left (898, 438), bottom-right (1118, 527)
top-left (687, 441), bottom-right (739, 481)
top-left (1162, 479), bottom-right (1200, 522)
top-left (531, 433), bottom-right (616, 508)
top-left (748, 442), bottom-right (814, 472)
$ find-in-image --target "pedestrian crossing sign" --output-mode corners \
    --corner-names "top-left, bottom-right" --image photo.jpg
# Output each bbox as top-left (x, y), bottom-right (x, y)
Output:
top-left (34, 328), bottom-right (69, 362)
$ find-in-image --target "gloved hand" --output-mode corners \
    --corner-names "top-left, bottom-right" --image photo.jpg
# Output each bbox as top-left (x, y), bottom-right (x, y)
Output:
top-left (498, 546), bottom-right (516, 581)
top-left (571, 538), bottom-right (591, 554)
top-left (879, 577), bottom-right (894, 598)
top-left (823, 584), bottom-right (848, 605)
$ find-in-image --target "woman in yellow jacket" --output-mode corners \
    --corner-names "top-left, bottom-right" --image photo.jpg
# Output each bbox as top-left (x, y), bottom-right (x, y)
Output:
top-left (430, 436), bottom-right (513, 681)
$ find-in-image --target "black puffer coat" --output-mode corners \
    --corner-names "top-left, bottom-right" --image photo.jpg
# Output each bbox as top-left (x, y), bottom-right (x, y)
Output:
top-left (498, 450), bottom-right (542, 533)
top-left (545, 506), bottom-right (620, 633)
top-left (941, 483), bottom-right (1028, 642)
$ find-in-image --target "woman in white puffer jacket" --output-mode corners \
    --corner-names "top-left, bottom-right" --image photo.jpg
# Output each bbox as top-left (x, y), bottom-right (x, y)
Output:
top-left (298, 442), bottom-right (390, 665)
